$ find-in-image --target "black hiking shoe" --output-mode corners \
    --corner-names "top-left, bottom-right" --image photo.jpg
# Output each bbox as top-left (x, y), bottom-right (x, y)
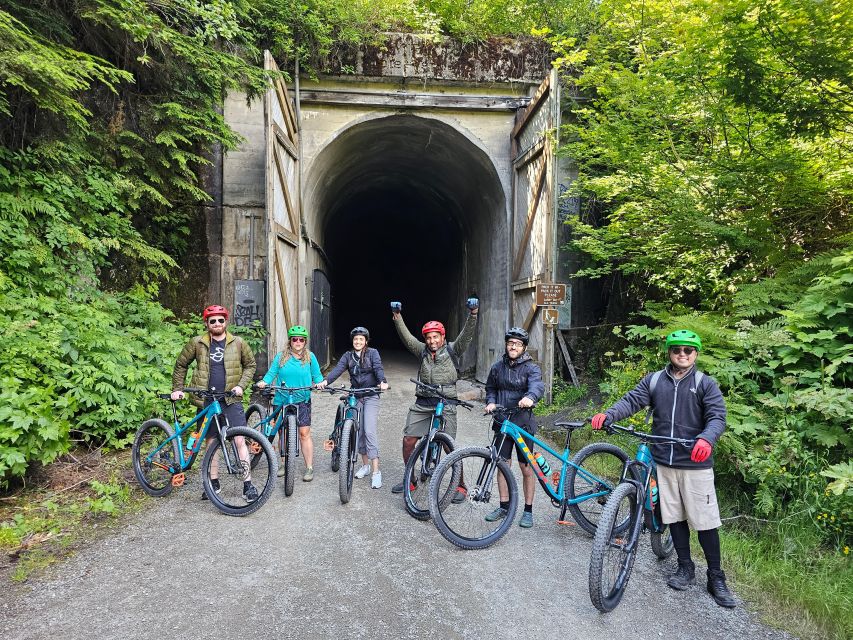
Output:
top-left (707, 569), bottom-right (737, 608)
top-left (243, 482), bottom-right (259, 503)
top-left (666, 560), bottom-right (696, 590)
top-left (201, 478), bottom-right (221, 500)
top-left (391, 480), bottom-right (405, 494)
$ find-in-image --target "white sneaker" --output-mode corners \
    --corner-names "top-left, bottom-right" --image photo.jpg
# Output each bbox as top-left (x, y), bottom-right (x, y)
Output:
top-left (371, 470), bottom-right (382, 489)
top-left (354, 464), bottom-right (371, 479)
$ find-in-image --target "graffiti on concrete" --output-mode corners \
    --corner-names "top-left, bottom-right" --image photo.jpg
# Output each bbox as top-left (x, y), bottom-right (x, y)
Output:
top-left (234, 279), bottom-right (265, 327)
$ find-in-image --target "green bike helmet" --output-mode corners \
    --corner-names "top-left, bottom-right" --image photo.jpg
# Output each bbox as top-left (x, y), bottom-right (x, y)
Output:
top-left (665, 329), bottom-right (702, 351)
top-left (288, 325), bottom-right (309, 339)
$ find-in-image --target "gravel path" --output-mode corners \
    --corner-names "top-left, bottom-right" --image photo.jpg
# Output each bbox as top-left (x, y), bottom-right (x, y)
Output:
top-left (0, 352), bottom-right (793, 640)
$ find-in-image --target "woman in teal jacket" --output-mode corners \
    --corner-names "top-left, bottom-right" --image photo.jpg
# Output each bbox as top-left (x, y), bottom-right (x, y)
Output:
top-left (257, 325), bottom-right (324, 481)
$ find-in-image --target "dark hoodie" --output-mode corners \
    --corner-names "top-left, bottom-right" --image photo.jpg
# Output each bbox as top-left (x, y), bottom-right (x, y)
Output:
top-left (485, 352), bottom-right (545, 409)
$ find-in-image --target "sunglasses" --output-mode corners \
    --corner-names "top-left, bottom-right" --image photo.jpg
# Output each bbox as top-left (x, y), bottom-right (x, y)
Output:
top-left (207, 318), bottom-right (226, 325)
top-left (670, 346), bottom-right (696, 356)
top-left (506, 340), bottom-right (525, 348)
top-left (290, 337), bottom-right (306, 343)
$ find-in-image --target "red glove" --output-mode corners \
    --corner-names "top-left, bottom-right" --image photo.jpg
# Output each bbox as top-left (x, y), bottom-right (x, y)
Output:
top-left (591, 413), bottom-right (608, 430)
top-left (691, 438), bottom-right (712, 463)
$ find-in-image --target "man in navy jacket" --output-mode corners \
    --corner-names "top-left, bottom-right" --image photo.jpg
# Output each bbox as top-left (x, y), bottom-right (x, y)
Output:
top-left (592, 329), bottom-right (737, 608)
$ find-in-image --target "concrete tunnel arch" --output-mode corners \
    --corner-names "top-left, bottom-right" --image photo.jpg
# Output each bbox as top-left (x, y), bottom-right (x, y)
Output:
top-left (302, 113), bottom-right (508, 380)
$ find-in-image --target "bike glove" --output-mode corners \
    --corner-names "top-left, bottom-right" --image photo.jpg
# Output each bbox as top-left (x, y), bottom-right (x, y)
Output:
top-left (591, 413), bottom-right (609, 430)
top-left (691, 438), bottom-right (712, 463)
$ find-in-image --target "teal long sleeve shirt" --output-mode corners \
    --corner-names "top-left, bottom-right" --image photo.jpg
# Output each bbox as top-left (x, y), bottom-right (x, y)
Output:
top-left (262, 351), bottom-right (323, 404)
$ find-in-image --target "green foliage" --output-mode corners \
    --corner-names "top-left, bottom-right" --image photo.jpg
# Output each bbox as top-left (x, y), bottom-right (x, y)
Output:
top-left (534, 378), bottom-right (588, 415)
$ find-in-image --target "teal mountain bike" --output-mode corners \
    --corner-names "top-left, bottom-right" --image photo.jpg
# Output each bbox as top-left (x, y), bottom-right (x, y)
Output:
top-left (132, 388), bottom-right (277, 516)
top-left (323, 386), bottom-right (386, 504)
top-left (245, 385), bottom-right (313, 497)
top-left (428, 407), bottom-right (629, 549)
top-left (589, 422), bottom-right (694, 612)
top-left (404, 379), bottom-right (473, 521)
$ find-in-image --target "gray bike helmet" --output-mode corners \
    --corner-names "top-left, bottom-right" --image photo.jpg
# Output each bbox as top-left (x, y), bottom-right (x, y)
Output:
top-left (505, 327), bottom-right (529, 346)
top-left (350, 326), bottom-right (370, 340)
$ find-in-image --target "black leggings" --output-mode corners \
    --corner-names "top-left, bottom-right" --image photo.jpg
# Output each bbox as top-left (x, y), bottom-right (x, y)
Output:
top-left (669, 520), bottom-right (721, 570)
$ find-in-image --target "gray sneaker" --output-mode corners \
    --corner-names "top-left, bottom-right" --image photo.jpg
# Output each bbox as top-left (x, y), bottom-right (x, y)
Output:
top-left (302, 466), bottom-right (314, 482)
top-left (519, 511), bottom-right (533, 528)
top-left (485, 506), bottom-right (508, 522)
top-left (277, 460), bottom-right (285, 478)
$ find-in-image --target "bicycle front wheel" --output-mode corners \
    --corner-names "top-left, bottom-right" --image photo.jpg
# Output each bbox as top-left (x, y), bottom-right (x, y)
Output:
top-left (201, 426), bottom-right (276, 516)
top-left (428, 447), bottom-right (518, 550)
top-left (589, 482), bottom-right (640, 612)
top-left (404, 432), bottom-right (455, 521)
top-left (566, 442), bottom-right (630, 536)
top-left (331, 403), bottom-right (344, 472)
top-left (132, 419), bottom-right (178, 497)
top-left (284, 414), bottom-right (297, 496)
top-left (338, 419), bottom-right (356, 503)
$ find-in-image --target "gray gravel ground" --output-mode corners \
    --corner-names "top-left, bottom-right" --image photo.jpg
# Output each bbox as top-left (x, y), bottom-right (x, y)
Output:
top-left (0, 352), bottom-right (793, 640)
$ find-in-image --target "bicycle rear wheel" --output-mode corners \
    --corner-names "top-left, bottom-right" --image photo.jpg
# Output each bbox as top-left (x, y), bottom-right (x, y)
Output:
top-left (566, 442), bottom-right (630, 536)
top-left (338, 419), bottom-right (356, 503)
top-left (246, 404), bottom-right (269, 470)
top-left (201, 426), bottom-right (276, 516)
top-left (132, 419), bottom-right (178, 497)
top-left (283, 414), bottom-right (297, 496)
top-left (589, 482), bottom-right (640, 612)
top-left (404, 432), bottom-right (455, 521)
top-left (429, 447), bottom-right (517, 550)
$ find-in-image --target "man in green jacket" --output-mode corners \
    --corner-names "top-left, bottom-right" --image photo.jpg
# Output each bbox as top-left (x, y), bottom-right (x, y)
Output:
top-left (171, 304), bottom-right (259, 502)
top-left (390, 301), bottom-right (478, 495)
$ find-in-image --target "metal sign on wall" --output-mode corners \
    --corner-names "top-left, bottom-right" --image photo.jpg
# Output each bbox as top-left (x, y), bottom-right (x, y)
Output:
top-left (535, 282), bottom-right (566, 306)
top-left (234, 280), bottom-right (265, 327)
top-left (542, 308), bottom-right (559, 326)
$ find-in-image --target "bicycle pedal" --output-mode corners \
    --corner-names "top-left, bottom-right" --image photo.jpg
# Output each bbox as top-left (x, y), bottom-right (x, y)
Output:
top-left (322, 439), bottom-right (335, 452)
top-left (556, 520), bottom-right (576, 526)
top-left (248, 441), bottom-right (262, 454)
top-left (171, 473), bottom-right (186, 487)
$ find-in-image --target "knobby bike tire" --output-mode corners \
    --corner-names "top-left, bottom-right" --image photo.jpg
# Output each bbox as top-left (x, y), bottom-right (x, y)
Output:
top-left (650, 522), bottom-right (674, 559)
top-left (589, 482), bottom-right (640, 612)
top-left (284, 414), bottom-right (297, 496)
top-left (201, 426), bottom-right (277, 517)
top-left (132, 419), bottom-right (178, 497)
top-left (245, 404), bottom-right (268, 471)
top-left (428, 447), bottom-right (518, 550)
top-left (566, 442), bottom-right (631, 536)
top-left (338, 419), bottom-right (356, 503)
top-left (331, 402), bottom-right (345, 472)
top-left (404, 432), bottom-right (455, 521)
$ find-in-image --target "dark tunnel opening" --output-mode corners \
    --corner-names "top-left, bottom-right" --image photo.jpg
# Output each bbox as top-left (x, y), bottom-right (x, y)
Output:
top-left (324, 188), bottom-right (465, 355)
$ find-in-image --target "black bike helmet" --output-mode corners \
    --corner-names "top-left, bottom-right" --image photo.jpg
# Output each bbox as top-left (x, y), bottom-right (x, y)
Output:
top-left (350, 326), bottom-right (370, 340)
top-left (505, 327), bottom-right (529, 346)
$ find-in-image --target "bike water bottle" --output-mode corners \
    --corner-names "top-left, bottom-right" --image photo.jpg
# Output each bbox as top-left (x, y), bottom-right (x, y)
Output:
top-left (636, 443), bottom-right (653, 466)
top-left (535, 453), bottom-right (551, 475)
top-left (186, 431), bottom-right (200, 451)
top-left (650, 477), bottom-right (659, 504)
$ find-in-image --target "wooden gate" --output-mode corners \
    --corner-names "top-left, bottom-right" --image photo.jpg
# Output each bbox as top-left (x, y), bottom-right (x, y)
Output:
top-left (510, 68), bottom-right (561, 399)
top-left (265, 51), bottom-right (301, 354)
top-left (310, 269), bottom-right (332, 369)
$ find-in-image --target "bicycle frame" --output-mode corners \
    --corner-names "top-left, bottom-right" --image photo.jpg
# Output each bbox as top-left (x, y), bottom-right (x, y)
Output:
top-left (619, 443), bottom-right (666, 534)
top-left (258, 386), bottom-right (314, 458)
top-left (489, 415), bottom-right (614, 507)
top-left (145, 392), bottom-right (239, 475)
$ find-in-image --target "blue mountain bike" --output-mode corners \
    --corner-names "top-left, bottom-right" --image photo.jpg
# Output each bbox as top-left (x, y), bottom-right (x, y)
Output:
top-left (428, 407), bottom-right (629, 549)
top-left (245, 385), bottom-right (313, 497)
top-left (132, 388), bottom-right (277, 516)
top-left (588, 422), bottom-right (694, 612)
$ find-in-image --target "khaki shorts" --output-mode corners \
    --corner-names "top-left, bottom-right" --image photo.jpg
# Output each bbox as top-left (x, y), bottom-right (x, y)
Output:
top-left (403, 403), bottom-right (457, 439)
top-left (656, 465), bottom-right (722, 531)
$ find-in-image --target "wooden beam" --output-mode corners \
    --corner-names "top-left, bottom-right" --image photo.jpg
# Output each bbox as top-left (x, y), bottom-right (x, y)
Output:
top-left (298, 89), bottom-right (530, 112)
top-left (511, 274), bottom-right (543, 291)
top-left (274, 77), bottom-right (298, 142)
top-left (521, 300), bottom-right (538, 332)
top-left (273, 242), bottom-right (293, 329)
top-left (273, 221), bottom-right (298, 247)
top-left (273, 122), bottom-right (298, 160)
top-left (511, 74), bottom-right (550, 140)
top-left (512, 137), bottom-right (544, 168)
top-left (512, 157), bottom-right (548, 281)
top-left (272, 144), bottom-right (299, 235)
top-left (556, 330), bottom-right (580, 387)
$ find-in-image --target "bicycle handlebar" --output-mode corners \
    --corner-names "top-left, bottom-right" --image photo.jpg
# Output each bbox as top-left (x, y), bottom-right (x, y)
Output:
top-left (602, 421), bottom-right (695, 447)
top-left (324, 386), bottom-right (386, 395)
top-left (409, 378), bottom-right (474, 409)
top-left (159, 388), bottom-right (236, 401)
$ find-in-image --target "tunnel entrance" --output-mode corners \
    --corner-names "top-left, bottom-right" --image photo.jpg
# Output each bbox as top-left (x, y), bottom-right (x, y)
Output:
top-left (304, 114), bottom-right (507, 367)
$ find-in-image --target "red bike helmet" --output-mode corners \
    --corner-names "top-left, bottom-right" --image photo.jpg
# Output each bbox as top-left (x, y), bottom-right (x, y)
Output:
top-left (421, 321), bottom-right (445, 337)
top-left (203, 305), bottom-right (229, 321)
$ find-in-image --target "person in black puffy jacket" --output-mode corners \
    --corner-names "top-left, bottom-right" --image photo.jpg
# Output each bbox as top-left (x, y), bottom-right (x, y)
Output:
top-left (483, 327), bottom-right (544, 529)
